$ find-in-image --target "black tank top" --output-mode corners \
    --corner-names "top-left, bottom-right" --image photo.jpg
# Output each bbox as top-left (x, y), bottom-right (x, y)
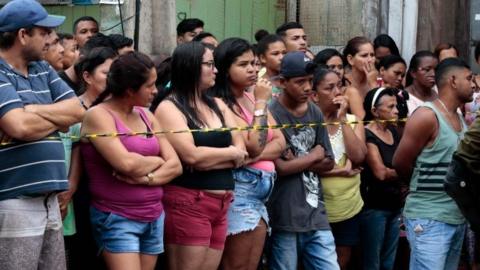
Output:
top-left (361, 126), bottom-right (405, 210)
top-left (169, 98), bottom-right (234, 190)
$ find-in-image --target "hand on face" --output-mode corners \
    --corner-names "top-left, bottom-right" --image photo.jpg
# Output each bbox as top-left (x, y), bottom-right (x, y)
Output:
top-left (254, 77), bottom-right (273, 101)
top-left (363, 61), bottom-right (379, 87)
top-left (333, 95), bottom-right (349, 120)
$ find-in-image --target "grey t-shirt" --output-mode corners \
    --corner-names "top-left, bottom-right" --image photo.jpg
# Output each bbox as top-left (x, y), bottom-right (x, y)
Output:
top-left (268, 98), bottom-right (333, 232)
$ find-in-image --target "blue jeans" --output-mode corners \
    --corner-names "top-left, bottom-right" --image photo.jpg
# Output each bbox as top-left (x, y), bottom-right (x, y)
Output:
top-left (360, 208), bottom-right (400, 270)
top-left (405, 218), bottom-right (466, 270)
top-left (269, 230), bottom-right (339, 270)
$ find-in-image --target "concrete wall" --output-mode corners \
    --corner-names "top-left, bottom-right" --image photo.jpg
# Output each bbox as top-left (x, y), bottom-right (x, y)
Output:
top-left (297, 0), bottom-right (471, 64)
top-left (100, 0), bottom-right (176, 56)
top-left (416, 0), bottom-right (470, 59)
top-left (298, 0), bottom-right (387, 53)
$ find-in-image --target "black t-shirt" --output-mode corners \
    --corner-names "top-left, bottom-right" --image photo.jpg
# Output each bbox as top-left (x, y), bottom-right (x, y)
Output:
top-left (58, 71), bottom-right (82, 96)
top-left (361, 126), bottom-right (405, 210)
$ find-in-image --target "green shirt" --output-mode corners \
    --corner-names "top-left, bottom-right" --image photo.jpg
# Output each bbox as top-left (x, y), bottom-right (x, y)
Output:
top-left (455, 110), bottom-right (480, 176)
top-left (403, 102), bottom-right (466, 225)
top-left (61, 123), bottom-right (81, 236)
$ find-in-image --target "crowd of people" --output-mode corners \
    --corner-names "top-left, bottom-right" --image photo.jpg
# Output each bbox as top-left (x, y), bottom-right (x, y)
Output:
top-left (1, 0), bottom-right (480, 270)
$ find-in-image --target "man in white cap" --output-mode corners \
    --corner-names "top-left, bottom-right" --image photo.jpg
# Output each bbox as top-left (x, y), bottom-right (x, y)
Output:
top-left (0, 0), bottom-right (84, 269)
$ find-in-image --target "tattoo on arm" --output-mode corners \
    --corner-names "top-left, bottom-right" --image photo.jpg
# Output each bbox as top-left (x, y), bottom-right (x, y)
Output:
top-left (257, 115), bottom-right (268, 148)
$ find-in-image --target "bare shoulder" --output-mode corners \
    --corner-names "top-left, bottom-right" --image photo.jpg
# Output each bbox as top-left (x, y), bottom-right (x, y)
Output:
top-left (155, 99), bottom-right (177, 113)
top-left (81, 105), bottom-right (116, 135)
top-left (345, 86), bottom-right (363, 99)
top-left (213, 97), bottom-right (228, 110)
top-left (407, 106), bottom-right (437, 127)
top-left (403, 106), bottom-right (438, 145)
top-left (345, 85), bottom-right (360, 94)
top-left (154, 99), bottom-right (188, 128)
top-left (155, 99), bottom-right (184, 118)
top-left (83, 105), bottom-right (112, 123)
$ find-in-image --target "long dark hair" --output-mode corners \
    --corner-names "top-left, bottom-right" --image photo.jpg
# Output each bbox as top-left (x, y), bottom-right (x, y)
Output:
top-left (92, 51), bottom-right (154, 106)
top-left (210, 38), bottom-right (253, 114)
top-left (405, 50), bottom-right (435, 87)
top-left (373, 34), bottom-right (401, 56)
top-left (170, 42), bottom-right (224, 127)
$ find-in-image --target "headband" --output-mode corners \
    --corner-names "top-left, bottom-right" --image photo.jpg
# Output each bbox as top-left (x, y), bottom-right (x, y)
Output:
top-left (371, 87), bottom-right (386, 110)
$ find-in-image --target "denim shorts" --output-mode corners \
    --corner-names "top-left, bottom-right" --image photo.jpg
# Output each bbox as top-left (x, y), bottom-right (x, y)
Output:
top-left (90, 207), bottom-right (165, 255)
top-left (227, 166), bottom-right (276, 235)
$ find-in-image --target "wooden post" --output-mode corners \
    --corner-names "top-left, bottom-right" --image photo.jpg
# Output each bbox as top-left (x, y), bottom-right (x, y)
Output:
top-left (402, 0), bottom-right (418, 65)
top-left (287, 0), bottom-right (297, 22)
top-left (152, 0), bottom-right (176, 55)
top-left (388, 0), bottom-right (404, 54)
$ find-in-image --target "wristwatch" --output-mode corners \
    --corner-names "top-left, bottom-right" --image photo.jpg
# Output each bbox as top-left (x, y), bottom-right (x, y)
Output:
top-left (146, 172), bottom-right (154, 185)
top-left (254, 109), bottom-right (266, 117)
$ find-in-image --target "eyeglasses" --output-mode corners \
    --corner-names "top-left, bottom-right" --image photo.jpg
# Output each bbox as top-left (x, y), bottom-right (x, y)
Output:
top-left (202, 61), bottom-right (215, 70)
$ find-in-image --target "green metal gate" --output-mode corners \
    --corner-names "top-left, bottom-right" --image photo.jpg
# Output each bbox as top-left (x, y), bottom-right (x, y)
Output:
top-left (45, 5), bottom-right (100, 34)
top-left (176, 0), bottom-right (285, 42)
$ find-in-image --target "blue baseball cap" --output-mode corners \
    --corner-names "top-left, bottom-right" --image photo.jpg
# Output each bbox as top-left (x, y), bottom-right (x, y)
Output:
top-left (0, 0), bottom-right (65, 32)
top-left (280, 51), bottom-right (317, 78)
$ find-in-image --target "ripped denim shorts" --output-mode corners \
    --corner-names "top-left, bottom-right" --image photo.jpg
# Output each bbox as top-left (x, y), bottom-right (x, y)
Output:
top-left (227, 166), bottom-right (276, 235)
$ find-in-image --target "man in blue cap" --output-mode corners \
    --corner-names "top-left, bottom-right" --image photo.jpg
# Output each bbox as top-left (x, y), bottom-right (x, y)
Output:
top-left (267, 51), bottom-right (339, 270)
top-left (0, 1), bottom-right (84, 269)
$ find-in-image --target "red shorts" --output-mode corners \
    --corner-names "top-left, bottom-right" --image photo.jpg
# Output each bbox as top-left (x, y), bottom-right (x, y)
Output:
top-left (163, 185), bottom-right (233, 250)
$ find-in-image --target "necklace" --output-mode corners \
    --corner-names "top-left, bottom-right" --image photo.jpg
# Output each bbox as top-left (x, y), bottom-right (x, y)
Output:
top-left (437, 99), bottom-right (461, 132)
top-left (437, 98), bottom-right (450, 113)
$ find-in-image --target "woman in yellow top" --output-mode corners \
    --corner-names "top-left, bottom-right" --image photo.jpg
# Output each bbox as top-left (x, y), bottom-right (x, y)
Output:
top-left (310, 66), bottom-right (367, 270)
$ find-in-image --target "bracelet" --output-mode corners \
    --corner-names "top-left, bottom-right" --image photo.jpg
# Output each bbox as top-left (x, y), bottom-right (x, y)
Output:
top-left (255, 99), bottom-right (267, 104)
top-left (253, 109), bottom-right (266, 117)
top-left (146, 172), bottom-right (154, 185)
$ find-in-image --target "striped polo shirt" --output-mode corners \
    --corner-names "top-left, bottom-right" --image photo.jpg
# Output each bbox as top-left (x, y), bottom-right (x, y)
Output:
top-left (403, 102), bottom-right (466, 225)
top-left (0, 59), bottom-right (76, 200)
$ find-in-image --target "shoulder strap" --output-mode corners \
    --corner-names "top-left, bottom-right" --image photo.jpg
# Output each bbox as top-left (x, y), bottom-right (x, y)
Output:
top-left (100, 107), bottom-right (127, 132)
top-left (167, 97), bottom-right (200, 129)
top-left (136, 107), bottom-right (154, 133)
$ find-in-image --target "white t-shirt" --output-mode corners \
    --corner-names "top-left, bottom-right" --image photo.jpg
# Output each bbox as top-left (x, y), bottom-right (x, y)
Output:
top-left (407, 86), bottom-right (438, 116)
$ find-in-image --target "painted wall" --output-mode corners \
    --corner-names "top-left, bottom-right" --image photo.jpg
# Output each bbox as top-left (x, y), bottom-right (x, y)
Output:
top-left (45, 5), bottom-right (101, 34)
top-left (43, 0), bottom-right (285, 54)
top-left (176, 0), bottom-right (286, 42)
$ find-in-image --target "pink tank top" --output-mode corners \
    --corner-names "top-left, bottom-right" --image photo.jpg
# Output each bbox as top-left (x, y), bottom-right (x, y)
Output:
top-left (238, 92), bottom-right (275, 172)
top-left (81, 107), bottom-right (163, 222)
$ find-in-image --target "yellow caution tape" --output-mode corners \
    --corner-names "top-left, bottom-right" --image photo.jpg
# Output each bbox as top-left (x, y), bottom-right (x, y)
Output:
top-left (0, 118), bottom-right (407, 146)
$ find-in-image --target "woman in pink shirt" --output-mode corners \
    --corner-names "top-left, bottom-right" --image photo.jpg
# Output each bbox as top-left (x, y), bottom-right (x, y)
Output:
top-left (210, 38), bottom-right (286, 270)
top-left (80, 52), bottom-right (182, 270)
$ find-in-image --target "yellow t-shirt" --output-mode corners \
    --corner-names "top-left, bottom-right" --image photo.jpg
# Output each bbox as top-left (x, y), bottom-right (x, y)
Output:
top-left (321, 114), bottom-right (364, 223)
